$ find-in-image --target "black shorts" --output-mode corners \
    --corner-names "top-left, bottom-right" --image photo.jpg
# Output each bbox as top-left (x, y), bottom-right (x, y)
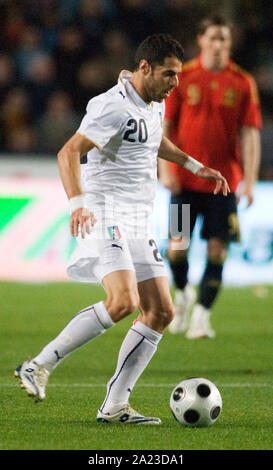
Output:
top-left (170, 190), bottom-right (240, 243)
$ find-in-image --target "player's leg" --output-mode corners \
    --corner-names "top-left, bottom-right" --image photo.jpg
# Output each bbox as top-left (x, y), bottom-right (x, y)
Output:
top-left (167, 243), bottom-right (196, 333)
top-left (136, 275), bottom-right (174, 332)
top-left (186, 193), bottom-right (240, 339)
top-left (98, 276), bottom-right (173, 424)
top-left (168, 241), bottom-right (189, 293)
top-left (199, 237), bottom-right (228, 310)
top-left (186, 237), bottom-right (227, 339)
top-left (33, 270), bottom-right (139, 368)
top-left (167, 191), bottom-right (198, 333)
top-left (15, 269), bottom-right (138, 401)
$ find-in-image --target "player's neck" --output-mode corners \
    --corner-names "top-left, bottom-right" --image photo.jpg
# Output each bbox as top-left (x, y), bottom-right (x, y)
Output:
top-left (129, 73), bottom-right (151, 104)
top-left (200, 53), bottom-right (229, 72)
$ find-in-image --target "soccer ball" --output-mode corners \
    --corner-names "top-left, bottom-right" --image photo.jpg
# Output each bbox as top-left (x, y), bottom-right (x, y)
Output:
top-left (170, 377), bottom-right (222, 427)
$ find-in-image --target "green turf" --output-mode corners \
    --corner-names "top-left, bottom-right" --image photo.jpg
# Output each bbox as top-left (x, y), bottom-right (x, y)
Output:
top-left (0, 282), bottom-right (272, 450)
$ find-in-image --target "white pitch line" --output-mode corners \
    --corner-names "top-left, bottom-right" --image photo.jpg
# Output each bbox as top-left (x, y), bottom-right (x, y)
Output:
top-left (2, 382), bottom-right (273, 388)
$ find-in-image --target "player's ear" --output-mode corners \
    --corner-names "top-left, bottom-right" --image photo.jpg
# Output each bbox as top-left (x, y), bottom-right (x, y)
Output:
top-left (197, 34), bottom-right (203, 48)
top-left (139, 59), bottom-right (151, 75)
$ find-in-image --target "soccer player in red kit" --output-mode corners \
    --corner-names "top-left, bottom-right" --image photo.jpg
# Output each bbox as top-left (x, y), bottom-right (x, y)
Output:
top-left (159, 15), bottom-right (262, 338)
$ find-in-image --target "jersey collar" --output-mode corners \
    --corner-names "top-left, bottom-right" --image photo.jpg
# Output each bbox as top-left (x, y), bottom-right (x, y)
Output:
top-left (118, 70), bottom-right (152, 111)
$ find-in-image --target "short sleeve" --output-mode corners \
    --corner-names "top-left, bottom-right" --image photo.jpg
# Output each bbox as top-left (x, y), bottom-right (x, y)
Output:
top-left (77, 94), bottom-right (124, 150)
top-left (240, 74), bottom-right (262, 130)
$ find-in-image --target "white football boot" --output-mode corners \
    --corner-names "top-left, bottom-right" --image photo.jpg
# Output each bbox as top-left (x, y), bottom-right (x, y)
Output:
top-left (186, 304), bottom-right (216, 339)
top-left (14, 360), bottom-right (49, 401)
top-left (168, 284), bottom-right (196, 334)
top-left (97, 404), bottom-right (161, 425)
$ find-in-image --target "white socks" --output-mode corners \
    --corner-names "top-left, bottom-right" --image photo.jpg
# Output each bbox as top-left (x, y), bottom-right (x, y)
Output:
top-left (33, 301), bottom-right (114, 372)
top-left (33, 305), bottom-right (162, 414)
top-left (100, 320), bottom-right (162, 415)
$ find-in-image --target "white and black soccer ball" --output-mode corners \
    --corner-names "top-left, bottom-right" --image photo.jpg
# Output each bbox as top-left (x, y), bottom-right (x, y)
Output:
top-left (170, 377), bottom-right (222, 427)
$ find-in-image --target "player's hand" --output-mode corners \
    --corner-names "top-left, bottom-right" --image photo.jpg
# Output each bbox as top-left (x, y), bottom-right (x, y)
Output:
top-left (236, 181), bottom-right (254, 207)
top-left (196, 167), bottom-right (230, 196)
top-left (70, 208), bottom-right (96, 238)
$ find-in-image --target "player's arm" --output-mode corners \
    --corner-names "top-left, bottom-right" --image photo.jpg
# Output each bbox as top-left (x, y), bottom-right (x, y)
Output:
top-left (57, 132), bottom-right (97, 238)
top-left (158, 135), bottom-right (230, 196)
top-left (158, 119), bottom-right (181, 195)
top-left (238, 126), bottom-right (261, 207)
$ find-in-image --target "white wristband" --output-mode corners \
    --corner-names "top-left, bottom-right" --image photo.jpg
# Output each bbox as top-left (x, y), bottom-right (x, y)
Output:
top-left (69, 195), bottom-right (87, 212)
top-left (183, 156), bottom-right (204, 174)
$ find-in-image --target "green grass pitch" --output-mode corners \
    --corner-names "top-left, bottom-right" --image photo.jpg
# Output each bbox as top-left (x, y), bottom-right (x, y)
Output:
top-left (0, 281), bottom-right (272, 451)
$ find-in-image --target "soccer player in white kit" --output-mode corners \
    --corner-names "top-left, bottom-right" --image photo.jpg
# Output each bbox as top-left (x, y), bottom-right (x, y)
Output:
top-left (15, 35), bottom-right (229, 424)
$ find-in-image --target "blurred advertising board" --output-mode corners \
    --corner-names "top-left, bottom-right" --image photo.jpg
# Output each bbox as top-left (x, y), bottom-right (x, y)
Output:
top-left (0, 166), bottom-right (272, 285)
top-left (0, 176), bottom-right (75, 281)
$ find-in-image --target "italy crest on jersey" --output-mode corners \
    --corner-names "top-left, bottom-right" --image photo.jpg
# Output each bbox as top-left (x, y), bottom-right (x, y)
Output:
top-left (107, 225), bottom-right (121, 240)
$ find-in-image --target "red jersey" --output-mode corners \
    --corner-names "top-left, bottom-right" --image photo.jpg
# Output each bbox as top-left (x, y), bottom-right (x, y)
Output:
top-left (164, 56), bottom-right (262, 192)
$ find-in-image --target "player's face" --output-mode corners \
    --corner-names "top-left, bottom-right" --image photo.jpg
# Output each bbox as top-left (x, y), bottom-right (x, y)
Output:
top-left (145, 56), bottom-right (182, 103)
top-left (198, 25), bottom-right (232, 68)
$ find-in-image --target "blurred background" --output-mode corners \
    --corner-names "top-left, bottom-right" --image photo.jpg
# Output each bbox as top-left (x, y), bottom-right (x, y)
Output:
top-left (0, 0), bottom-right (272, 284)
top-left (0, 0), bottom-right (272, 170)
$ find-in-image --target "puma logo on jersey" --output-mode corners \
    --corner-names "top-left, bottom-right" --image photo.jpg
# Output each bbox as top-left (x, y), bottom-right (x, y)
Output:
top-left (112, 244), bottom-right (123, 251)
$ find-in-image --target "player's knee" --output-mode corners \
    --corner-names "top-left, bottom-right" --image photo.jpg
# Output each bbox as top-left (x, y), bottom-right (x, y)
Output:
top-left (147, 303), bottom-right (175, 332)
top-left (167, 243), bottom-right (188, 263)
top-left (106, 290), bottom-right (140, 322)
top-left (163, 303), bottom-right (176, 326)
top-left (123, 292), bottom-right (139, 315)
top-left (157, 305), bottom-right (175, 331)
top-left (207, 238), bottom-right (227, 262)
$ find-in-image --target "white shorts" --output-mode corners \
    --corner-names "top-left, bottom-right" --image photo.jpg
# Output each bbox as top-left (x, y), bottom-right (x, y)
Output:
top-left (67, 223), bottom-right (168, 284)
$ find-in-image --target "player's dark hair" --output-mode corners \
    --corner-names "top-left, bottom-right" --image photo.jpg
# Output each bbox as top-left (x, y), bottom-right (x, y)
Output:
top-left (134, 34), bottom-right (184, 70)
top-left (197, 14), bottom-right (232, 35)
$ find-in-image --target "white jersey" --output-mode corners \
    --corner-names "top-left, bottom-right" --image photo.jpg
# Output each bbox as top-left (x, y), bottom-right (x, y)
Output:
top-left (77, 70), bottom-right (165, 235)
